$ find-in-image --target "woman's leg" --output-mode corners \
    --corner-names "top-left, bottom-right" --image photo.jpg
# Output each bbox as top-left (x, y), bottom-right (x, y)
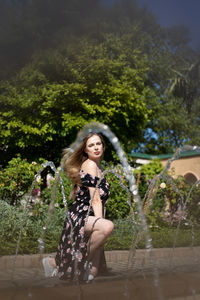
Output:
top-left (48, 217), bottom-right (114, 274)
top-left (85, 216), bottom-right (114, 276)
top-left (49, 257), bottom-right (56, 267)
top-left (89, 246), bottom-right (103, 276)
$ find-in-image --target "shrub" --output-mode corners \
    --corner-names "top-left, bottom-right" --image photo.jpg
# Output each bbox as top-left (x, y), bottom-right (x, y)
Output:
top-left (184, 183), bottom-right (200, 225)
top-left (146, 176), bottom-right (200, 226)
top-left (1, 201), bottom-right (200, 255)
top-left (0, 155), bottom-right (45, 206)
top-left (134, 159), bottom-right (164, 200)
top-left (41, 164), bottom-right (133, 220)
top-left (134, 159), bottom-right (200, 227)
top-left (104, 166), bottom-right (131, 220)
top-left (105, 220), bottom-right (200, 250)
top-left (0, 155), bottom-right (134, 220)
top-left (41, 171), bottom-right (73, 209)
top-left (0, 201), bottom-right (65, 255)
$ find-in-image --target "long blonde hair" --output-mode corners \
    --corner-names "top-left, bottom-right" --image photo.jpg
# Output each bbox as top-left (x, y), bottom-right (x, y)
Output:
top-left (62, 132), bottom-right (105, 199)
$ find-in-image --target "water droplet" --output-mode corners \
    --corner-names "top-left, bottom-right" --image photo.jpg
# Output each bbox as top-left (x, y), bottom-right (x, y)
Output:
top-left (112, 137), bottom-right (118, 143)
top-left (130, 185), bottom-right (137, 192)
top-left (154, 278), bottom-right (159, 287)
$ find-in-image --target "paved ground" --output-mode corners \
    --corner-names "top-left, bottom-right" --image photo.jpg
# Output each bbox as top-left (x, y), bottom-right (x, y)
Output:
top-left (1, 247), bottom-right (200, 299)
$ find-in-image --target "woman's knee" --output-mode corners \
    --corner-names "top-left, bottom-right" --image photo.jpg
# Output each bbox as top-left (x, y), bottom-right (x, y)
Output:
top-left (87, 217), bottom-right (114, 237)
top-left (102, 220), bottom-right (114, 236)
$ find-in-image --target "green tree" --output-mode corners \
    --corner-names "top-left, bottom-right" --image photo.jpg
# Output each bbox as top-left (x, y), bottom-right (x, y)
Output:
top-left (0, 35), bottom-right (156, 164)
top-left (136, 24), bottom-right (199, 154)
top-left (0, 0), bottom-right (199, 161)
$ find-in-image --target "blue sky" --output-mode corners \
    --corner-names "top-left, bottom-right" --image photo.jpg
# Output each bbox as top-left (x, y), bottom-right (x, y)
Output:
top-left (139, 0), bottom-right (200, 48)
top-left (101, 0), bottom-right (200, 48)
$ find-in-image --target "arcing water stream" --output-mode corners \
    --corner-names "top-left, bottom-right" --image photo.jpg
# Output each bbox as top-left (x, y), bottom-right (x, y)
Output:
top-left (2, 122), bottom-right (200, 300)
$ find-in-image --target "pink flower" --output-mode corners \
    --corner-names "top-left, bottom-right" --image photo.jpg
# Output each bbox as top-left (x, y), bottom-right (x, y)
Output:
top-left (72, 215), bottom-right (78, 221)
top-left (79, 226), bottom-right (85, 235)
top-left (99, 188), bottom-right (104, 195)
top-left (77, 252), bottom-right (83, 262)
top-left (31, 188), bottom-right (40, 196)
top-left (160, 182), bottom-right (166, 189)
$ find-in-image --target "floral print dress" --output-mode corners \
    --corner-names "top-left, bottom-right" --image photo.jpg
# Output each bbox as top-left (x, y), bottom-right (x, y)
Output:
top-left (55, 170), bottom-right (110, 281)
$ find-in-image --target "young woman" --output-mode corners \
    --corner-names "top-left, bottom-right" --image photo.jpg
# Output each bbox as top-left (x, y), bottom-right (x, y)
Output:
top-left (42, 132), bottom-right (114, 282)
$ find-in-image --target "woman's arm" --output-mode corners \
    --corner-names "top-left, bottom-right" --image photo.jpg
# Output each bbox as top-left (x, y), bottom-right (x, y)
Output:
top-left (89, 187), bottom-right (103, 218)
top-left (81, 160), bottom-right (103, 218)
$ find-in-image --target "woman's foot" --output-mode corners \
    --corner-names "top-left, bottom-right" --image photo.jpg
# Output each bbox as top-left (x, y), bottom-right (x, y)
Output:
top-left (42, 257), bottom-right (57, 277)
top-left (83, 261), bottom-right (94, 283)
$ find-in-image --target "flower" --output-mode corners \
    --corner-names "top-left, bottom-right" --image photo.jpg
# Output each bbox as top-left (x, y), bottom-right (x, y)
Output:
top-left (31, 188), bottom-right (41, 196)
top-left (160, 182), bottom-right (166, 189)
top-left (31, 161), bottom-right (37, 165)
top-left (79, 226), bottom-right (84, 235)
top-left (99, 188), bottom-right (104, 195)
top-left (20, 199), bottom-right (27, 207)
top-left (46, 173), bottom-right (54, 187)
top-left (36, 175), bottom-right (41, 183)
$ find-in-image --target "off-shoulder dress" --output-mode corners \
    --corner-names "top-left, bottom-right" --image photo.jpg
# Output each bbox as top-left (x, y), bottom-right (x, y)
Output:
top-left (55, 170), bottom-right (110, 281)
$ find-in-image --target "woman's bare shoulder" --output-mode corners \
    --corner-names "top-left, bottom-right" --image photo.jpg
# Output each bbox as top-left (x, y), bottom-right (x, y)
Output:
top-left (81, 160), bottom-right (97, 177)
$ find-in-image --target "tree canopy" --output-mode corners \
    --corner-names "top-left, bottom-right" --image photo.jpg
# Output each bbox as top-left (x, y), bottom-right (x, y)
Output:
top-left (0, 0), bottom-right (199, 165)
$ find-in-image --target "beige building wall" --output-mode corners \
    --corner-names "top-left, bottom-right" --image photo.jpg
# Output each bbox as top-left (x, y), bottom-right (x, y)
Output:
top-left (161, 156), bottom-right (200, 183)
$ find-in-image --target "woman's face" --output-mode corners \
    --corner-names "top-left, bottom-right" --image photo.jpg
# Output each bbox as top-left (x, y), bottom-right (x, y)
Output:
top-left (84, 135), bottom-right (104, 161)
